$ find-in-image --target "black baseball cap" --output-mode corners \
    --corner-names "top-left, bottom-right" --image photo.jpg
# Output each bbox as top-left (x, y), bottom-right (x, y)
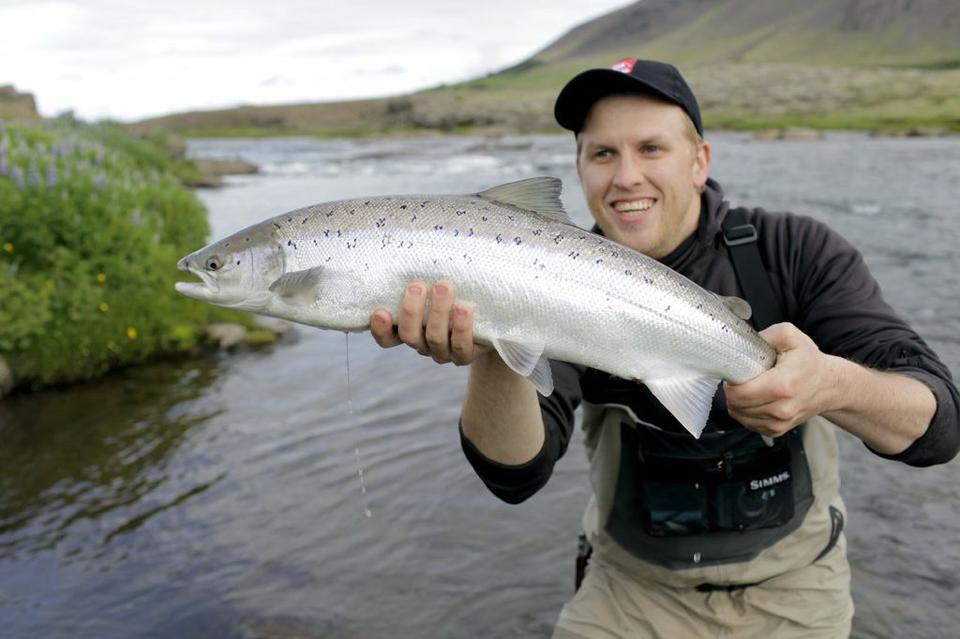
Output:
top-left (554, 57), bottom-right (703, 136)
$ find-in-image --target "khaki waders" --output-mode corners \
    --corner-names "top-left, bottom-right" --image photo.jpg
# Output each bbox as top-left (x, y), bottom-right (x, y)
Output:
top-left (551, 406), bottom-right (855, 639)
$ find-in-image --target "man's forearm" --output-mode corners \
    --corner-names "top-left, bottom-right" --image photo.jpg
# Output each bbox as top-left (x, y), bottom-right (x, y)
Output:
top-left (461, 351), bottom-right (545, 466)
top-left (822, 355), bottom-right (936, 455)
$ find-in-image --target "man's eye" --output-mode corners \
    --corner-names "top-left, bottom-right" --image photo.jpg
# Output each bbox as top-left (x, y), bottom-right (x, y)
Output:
top-left (642, 144), bottom-right (661, 153)
top-left (594, 149), bottom-right (611, 159)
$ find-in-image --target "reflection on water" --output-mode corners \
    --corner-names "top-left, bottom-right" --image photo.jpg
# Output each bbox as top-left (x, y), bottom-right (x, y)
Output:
top-left (0, 360), bottom-right (225, 562)
top-left (0, 133), bottom-right (958, 638)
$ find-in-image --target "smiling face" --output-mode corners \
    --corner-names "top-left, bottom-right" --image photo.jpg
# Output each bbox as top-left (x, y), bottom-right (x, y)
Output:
top-left (576, 94), bottom-right (711, 259)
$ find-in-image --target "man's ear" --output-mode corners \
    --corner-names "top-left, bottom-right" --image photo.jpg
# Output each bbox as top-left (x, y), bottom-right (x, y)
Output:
top-left (693, 140), bottom-right (712, 189)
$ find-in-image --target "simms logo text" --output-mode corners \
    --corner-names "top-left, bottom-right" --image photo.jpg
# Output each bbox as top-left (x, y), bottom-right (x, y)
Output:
top-left (749, 471), bottom-right (791, 491)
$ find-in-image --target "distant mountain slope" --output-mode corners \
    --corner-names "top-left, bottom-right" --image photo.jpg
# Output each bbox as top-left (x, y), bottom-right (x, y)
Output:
top-left (130, 0), bottom-right (960, 137)
top-left (529, 0), bottom-right (960, 68)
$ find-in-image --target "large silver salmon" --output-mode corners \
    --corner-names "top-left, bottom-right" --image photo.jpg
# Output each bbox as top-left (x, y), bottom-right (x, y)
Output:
top-left (175, 177), bottom-right (776, 438)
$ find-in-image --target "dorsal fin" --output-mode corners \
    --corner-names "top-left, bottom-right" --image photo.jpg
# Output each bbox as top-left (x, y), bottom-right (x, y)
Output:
top-left (476, 177), bottom-right (573, 225)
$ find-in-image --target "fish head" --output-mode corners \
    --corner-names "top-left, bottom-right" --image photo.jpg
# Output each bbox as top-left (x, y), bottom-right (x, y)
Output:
top-left (175, 230), bottom-right (284, 310)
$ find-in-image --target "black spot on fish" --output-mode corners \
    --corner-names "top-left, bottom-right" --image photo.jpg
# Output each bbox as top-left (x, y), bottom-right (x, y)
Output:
top-left (337, 230), bottom-right (342, 237)
top-left (665, 305), bottom-right (671, 312)
top-left (554, 234), bottom-right (564, 244)
top-left (349, 209), bottom-right (355, 215)
top-left (456, 209), bottom-right (465, 216)
top-left (302, 218), bottom-right (309, 224)
top-left (313, 239), bottom-right (318, 245)
top-left (434, 224), bottom-right (444, 231)
top-left (326, 211), bottom-right (334, 217)
top-left (468, 228), bottom-right (474, 236)
top-left (568, 251), bottom-right (579, 259)
top-left (225, 242), bottom-right (230, 247)
top-left (324, 230), bottom-right (330, 237)
top-left (287, 240), bottom-right (293, 246)
top-left (421, 201), bottom-right (427, 207)
top-left (235, 260), bottom-right (240, 265)
top-left (245, 237), bottom-right (250, 242)
top-left (406, 241), bottom-right (413, 248)
top-left (364, 201), bottom-right (370, 205)
top-left (625, 270), bottom-right (633, 276)
top-left (481, 216), bottom-right (488, 222)
top-left (273, 223), bottom-right (281, 230)
top-left (514, 237), bottom-right (522, 245)
top-left (495, 234), bottom-right (503, 243)
top-left (533, 229), bottom-right (542, 236)
top-left (400, 205), bottom-right (407, 210)
top-left (642, 276), bottom-right (653, 284)
top-left (411, 214), bottom-right (417, 222)
top-left (595, 259), bottom-right (603, 265)
top-left (507, 215), bottom-right (515, 221)
top-left (326, 256), bottom-right (331, 262)
top-left (453, 229), bottom-right (460, 237)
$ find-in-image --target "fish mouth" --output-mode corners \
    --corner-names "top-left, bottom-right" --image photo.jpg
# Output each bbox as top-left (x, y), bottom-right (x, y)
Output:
top-left (175, 257), bottom-right (220, 298)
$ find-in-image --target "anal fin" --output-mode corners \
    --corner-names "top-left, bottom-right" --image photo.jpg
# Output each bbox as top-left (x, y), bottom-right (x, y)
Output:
top-left (644, 376), bottom-right (721, 439)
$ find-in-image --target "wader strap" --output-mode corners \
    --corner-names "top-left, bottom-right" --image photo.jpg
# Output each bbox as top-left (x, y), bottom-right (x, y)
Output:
top-left (722, 208), bottom-right (785, 330)
top-left (813, 505), bottom-right (845, 562)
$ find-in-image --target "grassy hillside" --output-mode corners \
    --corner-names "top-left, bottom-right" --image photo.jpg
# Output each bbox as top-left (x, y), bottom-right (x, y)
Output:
top-left (130, 0), bottom-right (960, 137)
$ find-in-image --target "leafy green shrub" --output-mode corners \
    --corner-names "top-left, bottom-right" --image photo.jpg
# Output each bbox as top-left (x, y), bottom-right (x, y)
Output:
top-left (0, 119), bottom-right (251, 389)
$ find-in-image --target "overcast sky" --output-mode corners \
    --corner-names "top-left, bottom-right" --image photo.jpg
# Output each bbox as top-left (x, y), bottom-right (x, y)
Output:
top-left (0, 0), bottom-right (632, 122)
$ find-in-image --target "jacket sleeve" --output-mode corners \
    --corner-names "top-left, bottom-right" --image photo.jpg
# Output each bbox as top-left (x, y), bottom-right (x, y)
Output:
top-left (771, 212), bottom-right (960, 466)
top-left (459, 360), bottom-right (583, 503)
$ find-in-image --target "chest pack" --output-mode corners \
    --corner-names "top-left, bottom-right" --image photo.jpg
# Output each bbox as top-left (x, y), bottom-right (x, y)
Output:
top-left (603, 208), bottom-right (814, 569)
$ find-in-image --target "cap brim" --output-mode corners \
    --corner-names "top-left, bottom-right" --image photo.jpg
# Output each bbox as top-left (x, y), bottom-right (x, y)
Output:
top-left (554, 68), bottom-right (677, 132)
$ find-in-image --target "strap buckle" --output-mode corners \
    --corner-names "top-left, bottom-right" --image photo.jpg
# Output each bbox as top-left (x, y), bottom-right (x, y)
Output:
top-left (723, 223), bottom-right (758, 247)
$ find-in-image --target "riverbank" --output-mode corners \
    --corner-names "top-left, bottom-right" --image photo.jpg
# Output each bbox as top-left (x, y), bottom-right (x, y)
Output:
top-left (0, 119), bottom-right (270, 397)
top-left (128, 63), bottom-right (960, 139)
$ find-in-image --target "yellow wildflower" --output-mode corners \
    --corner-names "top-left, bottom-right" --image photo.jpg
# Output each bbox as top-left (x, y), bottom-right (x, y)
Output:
top-left (3, 243), bottom-right (12, 253)
top-left (97, 273), bottom-right (107, 283)
top-left (99, 303), bottom-right (109, 313)
top-left (127, 327), bottom-right (138, 340)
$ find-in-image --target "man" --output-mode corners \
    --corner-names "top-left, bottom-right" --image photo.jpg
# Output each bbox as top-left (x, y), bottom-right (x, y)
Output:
top-left (369, 58), bottom-right (960, 638)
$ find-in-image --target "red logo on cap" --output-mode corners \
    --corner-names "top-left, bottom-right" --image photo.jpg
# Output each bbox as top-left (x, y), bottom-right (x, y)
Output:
top-left (611, 57), bottom-right (638, 73)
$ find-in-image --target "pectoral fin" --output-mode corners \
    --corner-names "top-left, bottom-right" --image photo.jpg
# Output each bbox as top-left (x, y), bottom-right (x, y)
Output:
top-left (644, 376), bottom-right (722, 439)
top-left (491, 337), bottom-right (554, 396)
top-left (268, 266), bottom-right (324, 305)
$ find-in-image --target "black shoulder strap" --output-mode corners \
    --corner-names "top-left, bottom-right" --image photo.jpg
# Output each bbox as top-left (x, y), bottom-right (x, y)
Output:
top-left (721, 208), bottom-right (785, 330)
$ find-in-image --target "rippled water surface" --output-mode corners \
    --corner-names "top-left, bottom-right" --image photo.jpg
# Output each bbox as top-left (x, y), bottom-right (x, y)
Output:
top-left (1, 133), bottom-right (958, 638)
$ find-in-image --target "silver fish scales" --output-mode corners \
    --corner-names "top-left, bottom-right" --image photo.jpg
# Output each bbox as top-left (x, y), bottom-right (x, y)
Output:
top-left (176, 177), bottom-right (776, 437)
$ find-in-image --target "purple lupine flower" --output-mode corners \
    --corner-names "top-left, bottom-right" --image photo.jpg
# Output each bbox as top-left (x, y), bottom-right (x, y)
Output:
top-left (46, 162), bottom-right (58, 187)
top-left (11, 166), bottom-right (24, 188)
top-left (27, 163), bottom-right (41, 186)
top-left (94, 173), bottom-right (107, 189)
top-left (0, 152), bottom-right (8, 178)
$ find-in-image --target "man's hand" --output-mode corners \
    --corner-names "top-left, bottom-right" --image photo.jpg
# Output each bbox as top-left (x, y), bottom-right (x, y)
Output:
top-left (725, 323), bottom-right (840, 438)
top-left (369, 280), bottom-right (489, 365)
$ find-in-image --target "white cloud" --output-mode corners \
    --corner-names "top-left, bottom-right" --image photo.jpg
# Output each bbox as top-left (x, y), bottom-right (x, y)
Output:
top-left (0, 0), bottom-right (632, 120)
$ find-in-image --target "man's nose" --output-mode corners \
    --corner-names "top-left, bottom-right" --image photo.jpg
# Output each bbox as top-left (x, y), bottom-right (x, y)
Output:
top-left (612, 154), bottom-right (644, 189)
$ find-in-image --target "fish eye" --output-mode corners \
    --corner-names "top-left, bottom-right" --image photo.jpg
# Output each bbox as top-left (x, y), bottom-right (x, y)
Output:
top-left (206, 255), bottom-right (223, 271)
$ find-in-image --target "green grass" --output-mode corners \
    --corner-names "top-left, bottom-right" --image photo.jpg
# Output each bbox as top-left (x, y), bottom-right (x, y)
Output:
top-left (0, 119), bottom-right (255, 390)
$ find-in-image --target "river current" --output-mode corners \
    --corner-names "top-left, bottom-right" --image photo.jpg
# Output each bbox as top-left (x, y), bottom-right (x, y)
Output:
top-left (1, 133), bottom-right (958, 638)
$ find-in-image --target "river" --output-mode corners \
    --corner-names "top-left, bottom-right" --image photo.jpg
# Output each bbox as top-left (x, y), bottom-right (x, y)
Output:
top-left (1, 132), bottom-right (958, 638)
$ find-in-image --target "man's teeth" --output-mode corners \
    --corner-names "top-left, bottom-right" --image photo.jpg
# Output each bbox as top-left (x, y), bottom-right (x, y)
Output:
top-left (614, 199), bottom-right (654, 213)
